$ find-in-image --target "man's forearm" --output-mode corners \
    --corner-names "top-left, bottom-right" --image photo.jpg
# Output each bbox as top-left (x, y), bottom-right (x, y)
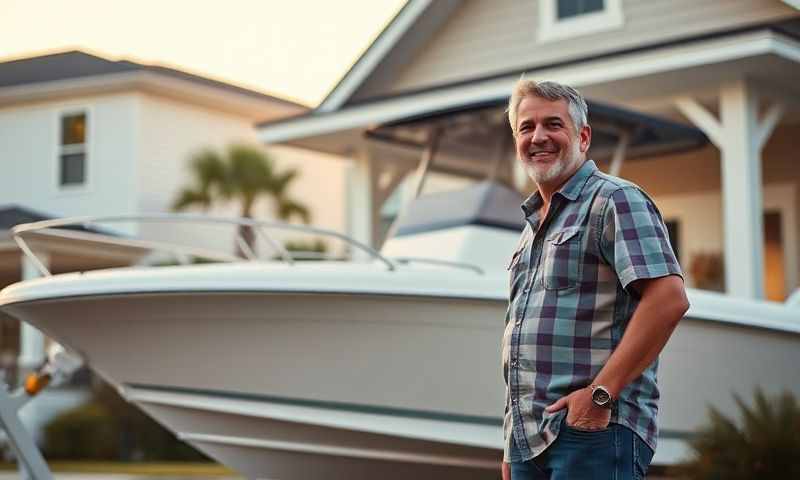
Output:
top-left (593, 275), bottom-right (689, 398)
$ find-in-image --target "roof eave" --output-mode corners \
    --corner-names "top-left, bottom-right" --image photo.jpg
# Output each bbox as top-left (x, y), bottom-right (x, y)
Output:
top-left (0, 71), bottom-right (307, 121)
top-left (316, 0), bottom-right (435, 113)
top-left (258, 28), bottom-right (800, 146)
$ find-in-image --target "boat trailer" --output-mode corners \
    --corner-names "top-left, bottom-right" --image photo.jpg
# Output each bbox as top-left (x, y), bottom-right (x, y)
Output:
top-left (0, 344), bottom-right (83, 480)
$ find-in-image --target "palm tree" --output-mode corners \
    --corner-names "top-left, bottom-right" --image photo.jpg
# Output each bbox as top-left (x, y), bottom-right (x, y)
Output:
top-left (172, 143), bottom-right (310, 257)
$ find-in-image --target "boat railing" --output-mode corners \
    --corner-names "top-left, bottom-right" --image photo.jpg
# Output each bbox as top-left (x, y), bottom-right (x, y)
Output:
top-left (11, 213), bottom-right (398, 276)
top-left (391, 257), bottom-right (484, 275)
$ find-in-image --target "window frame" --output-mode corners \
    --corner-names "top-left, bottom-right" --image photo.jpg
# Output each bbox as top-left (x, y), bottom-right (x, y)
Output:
top-left (54, 107), bottom-right (92, 193)
top-left (537, 0), bottom-right (625, 43)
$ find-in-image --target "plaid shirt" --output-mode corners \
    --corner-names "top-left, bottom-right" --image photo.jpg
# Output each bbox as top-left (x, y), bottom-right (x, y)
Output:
top-left (502, 160), bottom-right (682, 461)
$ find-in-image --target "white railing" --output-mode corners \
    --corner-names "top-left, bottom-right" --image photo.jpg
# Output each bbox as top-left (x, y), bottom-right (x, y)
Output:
top-left (392, 257), bottom-right (484, 274)
top-left (11, 213), bottom-right (398, 276)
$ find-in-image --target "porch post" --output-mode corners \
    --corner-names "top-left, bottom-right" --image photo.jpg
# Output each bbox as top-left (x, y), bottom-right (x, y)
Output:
top-left (19, 252), bottom-right (50, 372)
top-left (676, 80), bottom-right (784, 299)
top-left (719, 81), bottom-right (764, 298)
top-left (347, 149), bottom-right (379, 254)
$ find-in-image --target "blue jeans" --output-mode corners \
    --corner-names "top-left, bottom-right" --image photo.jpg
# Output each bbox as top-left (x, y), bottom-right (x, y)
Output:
top-left (509, 421), bottom-right (654, 480)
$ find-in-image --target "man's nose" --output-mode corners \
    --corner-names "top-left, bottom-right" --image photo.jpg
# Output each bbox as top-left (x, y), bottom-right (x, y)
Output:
top-left (532, 125), bottom-right (548, 144)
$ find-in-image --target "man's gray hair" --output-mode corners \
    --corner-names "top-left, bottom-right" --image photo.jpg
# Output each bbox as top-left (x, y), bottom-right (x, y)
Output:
top-left (507, 79), bottom-right (588, 135)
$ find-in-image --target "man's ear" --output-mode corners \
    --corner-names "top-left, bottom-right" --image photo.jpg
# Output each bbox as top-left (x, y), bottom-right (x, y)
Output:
top-left (580, 125), bottom-right (592, 153)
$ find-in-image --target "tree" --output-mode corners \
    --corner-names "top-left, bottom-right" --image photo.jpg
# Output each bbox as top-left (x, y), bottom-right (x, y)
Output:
top-left (172, 143), bottom-right (310, 257)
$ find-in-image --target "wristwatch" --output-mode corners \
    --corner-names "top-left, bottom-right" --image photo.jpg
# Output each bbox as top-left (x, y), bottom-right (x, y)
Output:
top-left (590, 384), bottom-right (613, 409)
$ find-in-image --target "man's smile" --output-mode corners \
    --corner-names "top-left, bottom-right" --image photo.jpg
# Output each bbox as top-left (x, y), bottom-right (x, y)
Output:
top-left (527, 148), bottom-right (559, 162)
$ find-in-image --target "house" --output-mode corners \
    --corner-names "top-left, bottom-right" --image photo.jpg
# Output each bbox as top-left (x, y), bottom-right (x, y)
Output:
top-left (0, 50), bottom-right (349, 437)
top-left (259, 0), bottom-right (800, 304)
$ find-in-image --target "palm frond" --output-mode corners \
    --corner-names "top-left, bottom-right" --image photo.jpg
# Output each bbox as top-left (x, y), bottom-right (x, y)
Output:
top-left (171, 187), bottom-right (212, 212)
top-left (270, 169), bottom-right (299, 196)
top-left (189, 148), bottom-right (227, 193)
top-left (227, 144), bottom-right (273, 195)
top-left (277, 199), bottom-right (311, 224)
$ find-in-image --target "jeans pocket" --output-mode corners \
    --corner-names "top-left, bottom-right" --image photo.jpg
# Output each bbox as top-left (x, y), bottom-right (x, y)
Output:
top-left (633, 435), bottom-right (654, 480)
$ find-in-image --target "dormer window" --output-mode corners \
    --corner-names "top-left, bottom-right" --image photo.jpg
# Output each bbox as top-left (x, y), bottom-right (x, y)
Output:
top-left (538, 0), bottom-right (624, 42)
top-left (58, 112), bottom-right (87, 187)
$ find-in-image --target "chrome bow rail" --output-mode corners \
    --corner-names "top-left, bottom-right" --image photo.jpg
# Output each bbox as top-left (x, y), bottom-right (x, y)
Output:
top-left (11, 213), bottom-right (398, 276)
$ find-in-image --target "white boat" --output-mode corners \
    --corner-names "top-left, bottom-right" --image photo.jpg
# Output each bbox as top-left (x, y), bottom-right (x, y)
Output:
top-left (1, 182), bottom-right (799, 480)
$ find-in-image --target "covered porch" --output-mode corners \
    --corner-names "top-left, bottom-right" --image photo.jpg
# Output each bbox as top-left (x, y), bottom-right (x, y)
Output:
top-left (258, 29), bottom-right (800, 302)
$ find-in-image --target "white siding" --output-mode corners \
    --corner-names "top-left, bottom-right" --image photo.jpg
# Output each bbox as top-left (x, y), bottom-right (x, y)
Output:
top-left (374, 0), bottom-right (797, 96)
top-left (136, 94), bottom-right (258, 214)
top-left (1, 91), bottom-right (348, 258)
top-left (0, 94), bottom-right (138, 220)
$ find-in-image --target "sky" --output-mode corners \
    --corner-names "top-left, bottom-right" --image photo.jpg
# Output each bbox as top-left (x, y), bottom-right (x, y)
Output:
top-left (0, 0), bottom-right (407, 106)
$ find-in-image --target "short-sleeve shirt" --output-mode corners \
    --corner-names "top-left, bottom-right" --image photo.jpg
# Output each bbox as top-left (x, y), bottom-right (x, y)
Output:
top-left (502, 159), bottom-right (683, 462)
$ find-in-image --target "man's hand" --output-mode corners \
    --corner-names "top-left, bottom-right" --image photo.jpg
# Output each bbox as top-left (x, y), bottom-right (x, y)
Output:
top-left (545, 387), bottom-right (610, 430)
top-left (501, 461), bottom-right (510, 480)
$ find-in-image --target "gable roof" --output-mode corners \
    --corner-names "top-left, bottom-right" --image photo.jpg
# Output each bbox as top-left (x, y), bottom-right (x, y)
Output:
top-left (317, 0), bottom-right (459, 112)
top-left (0, 205), bottom-right (56, 231)
top-left (0, 204), bottom-right (108, 235)
top-left (317, 2), bottom-right (800, 111)
top-left (0, 50), bottom-right (303, 108)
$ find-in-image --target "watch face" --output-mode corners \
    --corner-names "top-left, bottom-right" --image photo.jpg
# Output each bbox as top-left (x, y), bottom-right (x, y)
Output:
top-left (592, 387), bottom-right (610, 405)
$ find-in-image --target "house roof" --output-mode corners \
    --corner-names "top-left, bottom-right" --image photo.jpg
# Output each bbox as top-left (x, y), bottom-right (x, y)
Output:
top-left (1, 205), bottom-right (59, 231)
top-left (259, 20), bottom-right (800, 144)
top-left (317, 0), bottom-right (457, 112)
top-left (0, 50), bottom-right (304, 108)
top-left (0, 205), bottom-right (101, 234)
top-left (316, 3), bottom-right (800, 111)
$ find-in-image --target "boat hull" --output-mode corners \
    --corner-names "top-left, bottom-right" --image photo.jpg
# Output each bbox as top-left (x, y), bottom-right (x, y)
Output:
top-left (3, 274), bottom-right (800, 478)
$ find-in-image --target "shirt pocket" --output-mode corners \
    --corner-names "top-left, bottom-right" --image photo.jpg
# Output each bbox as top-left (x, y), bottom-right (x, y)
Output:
top-left (542, 226), bottom-right (583, 290)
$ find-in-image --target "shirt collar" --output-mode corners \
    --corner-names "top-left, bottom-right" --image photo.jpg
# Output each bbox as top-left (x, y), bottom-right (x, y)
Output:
top-left (520, 160), bottom-right (598, 218)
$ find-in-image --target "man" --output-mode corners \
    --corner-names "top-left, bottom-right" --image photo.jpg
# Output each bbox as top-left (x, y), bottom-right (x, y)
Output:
top-left (501, 80), bottom-right (689, 480)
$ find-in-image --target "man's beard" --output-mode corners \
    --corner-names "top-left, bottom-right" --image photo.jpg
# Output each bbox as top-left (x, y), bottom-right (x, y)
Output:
top-left (524, 142), bottom-right (583, 185)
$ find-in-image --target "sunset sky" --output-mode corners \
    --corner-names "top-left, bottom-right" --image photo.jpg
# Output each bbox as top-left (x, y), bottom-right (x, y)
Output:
top-left (0, 0), bottom-right (406, 106)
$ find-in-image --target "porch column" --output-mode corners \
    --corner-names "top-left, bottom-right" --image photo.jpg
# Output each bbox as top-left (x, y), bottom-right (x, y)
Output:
top-left (18, 252), bottom-right (50, 372)
top-left (347, 149), bottom-right (379, 255)
top-left (676, 80), bottom-right (784, 299)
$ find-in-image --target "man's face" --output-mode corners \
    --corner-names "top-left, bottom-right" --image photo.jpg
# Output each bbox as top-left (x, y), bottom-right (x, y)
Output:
top-left (514, 95), bottom-right (591, 187)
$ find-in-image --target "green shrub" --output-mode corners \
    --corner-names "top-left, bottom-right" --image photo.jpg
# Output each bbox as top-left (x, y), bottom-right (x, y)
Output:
top-left (677, 388), bottom-right (800, 479)
top-left (284, 238), bottom-right (328, 260)
top-left (43, 403), bottom-right (118, 459)
top-left (43, 383), bottom-right (208, 461)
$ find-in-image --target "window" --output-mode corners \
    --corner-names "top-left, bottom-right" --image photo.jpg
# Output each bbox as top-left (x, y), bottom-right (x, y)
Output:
top-left (538, 0), bottom-right (624, 43)
top-left (557, 0), bottom-right (605, 19)
top-left (58, 112), bottom-right (87, 187)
